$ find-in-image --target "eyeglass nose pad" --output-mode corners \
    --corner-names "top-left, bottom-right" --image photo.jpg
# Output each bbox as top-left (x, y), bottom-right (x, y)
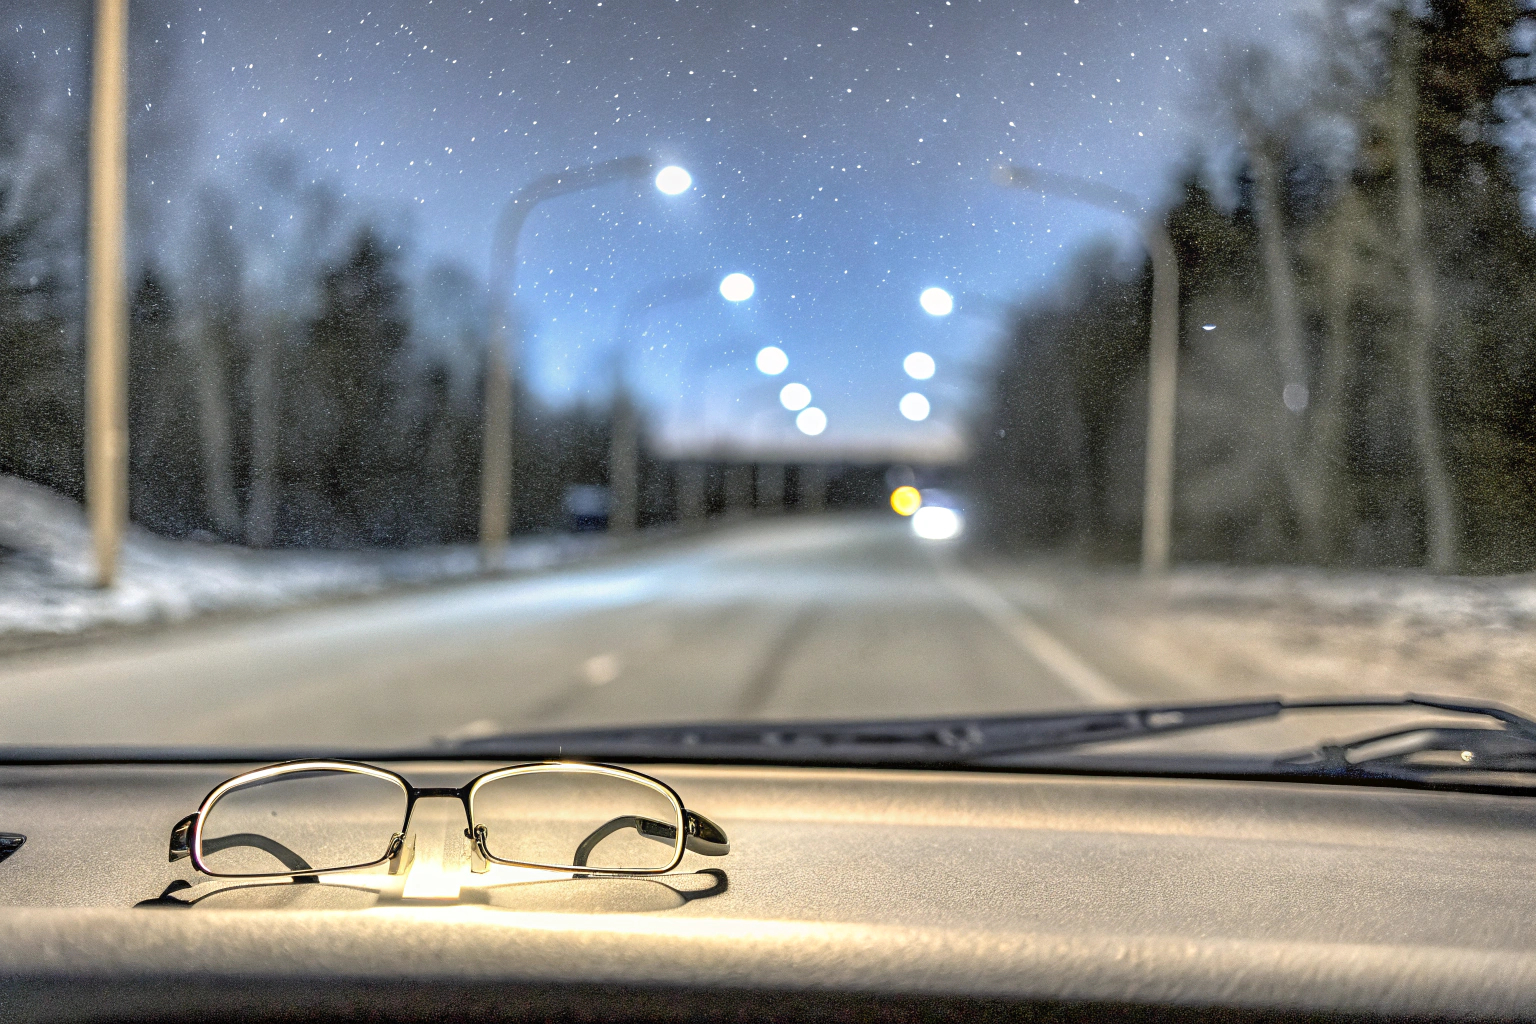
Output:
top-left (387, 832), bottom-right (415, 876)
top-left (465, 825), bottom-right (489, 874)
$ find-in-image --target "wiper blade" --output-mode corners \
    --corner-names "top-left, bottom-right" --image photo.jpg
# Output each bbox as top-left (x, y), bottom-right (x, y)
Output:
top-left (448, 694), bottom-right (1536, 767)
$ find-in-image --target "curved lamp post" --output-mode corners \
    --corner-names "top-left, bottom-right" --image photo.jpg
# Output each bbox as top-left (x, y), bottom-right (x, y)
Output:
top-left (480, 156), bottom-right (674, 568)
top-left (605, 272), bottom-right (717, 534)
top-left (992, 164), bottom-right (1180, 575)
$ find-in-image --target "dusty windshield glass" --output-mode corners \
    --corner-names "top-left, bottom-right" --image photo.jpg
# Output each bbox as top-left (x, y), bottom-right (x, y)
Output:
top-left (0, 0), bottom-right (1533, 755)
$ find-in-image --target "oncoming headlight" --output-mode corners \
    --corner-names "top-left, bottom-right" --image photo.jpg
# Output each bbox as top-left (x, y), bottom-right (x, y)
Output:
top-left (912, 505), bottom-right (963, 541)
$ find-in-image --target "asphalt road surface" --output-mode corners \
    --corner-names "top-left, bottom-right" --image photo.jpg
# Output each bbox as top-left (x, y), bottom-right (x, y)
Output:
top-left (0, 514), bottom-right (1522, 752)
top-left (0, 516), bottom-right (1151, 750)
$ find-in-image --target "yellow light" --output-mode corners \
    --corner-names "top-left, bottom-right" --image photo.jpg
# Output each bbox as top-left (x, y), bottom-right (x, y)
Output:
top-left (890, 486), bottom-right (922, 517)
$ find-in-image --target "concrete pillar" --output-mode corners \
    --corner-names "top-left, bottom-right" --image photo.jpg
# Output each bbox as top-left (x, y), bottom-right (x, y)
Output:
top-left (677, 461), bottom-right (706, 525)
top-left (725, 463), bottom-right (754, 516)
top-left (757, 463), bottom-right (785, 514)
top-left (799, 464), bottom-right (827, 513)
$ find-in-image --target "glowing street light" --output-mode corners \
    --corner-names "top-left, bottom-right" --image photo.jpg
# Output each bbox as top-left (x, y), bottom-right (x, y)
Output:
top-left (796, 407), bottom-right (827, 436)
top-left (720, 272), bottom-right (755, 302)
top-left (779, 382), bottom-right (811, 410)
top-left (899, 392), bottom-right (930, 421)
top-left (755, 345), bottom-right (788, 375)
top-left (654, 165), bottom-right (692, 195)
top-left (903, 351), bottom-right (935, 380)
top-left (919, 287), bottom-right (954, 316)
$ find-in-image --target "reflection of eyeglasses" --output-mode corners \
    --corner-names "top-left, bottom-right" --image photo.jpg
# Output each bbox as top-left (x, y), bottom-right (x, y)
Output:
top-left (167, 760), bottom-right (730, 879)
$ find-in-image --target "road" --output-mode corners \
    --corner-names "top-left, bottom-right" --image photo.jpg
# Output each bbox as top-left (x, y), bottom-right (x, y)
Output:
top-left (0, 517), bottom-right (1142, 749)
top-left (0, 514), bottom-right (1530, 750)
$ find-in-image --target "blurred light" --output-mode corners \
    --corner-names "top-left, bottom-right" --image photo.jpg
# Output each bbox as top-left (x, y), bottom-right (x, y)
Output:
top-left (903, 351), bottom-right (936, 380)
top-left (890, 485), bottom-right (922, 516)
top-left (1283, 383), bottom-right (1309, 413)
top-left (779, 382), bottom-right (812, 410)
top-left (912, 505), bottom-right (963, 541)
top-left (755, 345), bottom-right (788, 375)
top-left (654, 165), bottom-right (692, 195)
top-left (899, 392), bottom-right (930, 421)
top-left (796, 407), bottom-right (827, 435)
top-left (919, 287), bottom-right (954, 316)
top-left (720, 272), bottom-right (755, 302)
top-left (1202, 323), bottom-right (1217, 331)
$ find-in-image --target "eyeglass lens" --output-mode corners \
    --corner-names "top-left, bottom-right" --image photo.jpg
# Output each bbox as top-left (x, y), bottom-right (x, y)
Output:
top-left (198, 769), bottom-right (406, 875)
top-left (472, 770), bottom-right (682, 871)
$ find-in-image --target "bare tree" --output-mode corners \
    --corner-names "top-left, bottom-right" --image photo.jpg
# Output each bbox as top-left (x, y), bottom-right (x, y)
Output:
top-left (1216, 46), bottom-right (1336, 558)
top-left (1388, 13), bottom-right (1458, 571)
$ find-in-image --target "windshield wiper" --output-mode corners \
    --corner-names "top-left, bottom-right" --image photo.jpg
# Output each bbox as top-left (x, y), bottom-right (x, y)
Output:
top-left (448, 694), bottom-right (1536, 769)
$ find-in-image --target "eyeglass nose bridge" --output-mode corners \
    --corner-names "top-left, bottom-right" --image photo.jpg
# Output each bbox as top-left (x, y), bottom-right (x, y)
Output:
top-left (397, 787), bottom-right (481, 875)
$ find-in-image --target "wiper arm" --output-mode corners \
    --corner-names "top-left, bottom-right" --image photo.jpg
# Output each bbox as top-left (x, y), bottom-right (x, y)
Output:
top-left (449, 694), bottom-right (1536, 767)
top-left (1279, 723), bottom-right (1536, 780)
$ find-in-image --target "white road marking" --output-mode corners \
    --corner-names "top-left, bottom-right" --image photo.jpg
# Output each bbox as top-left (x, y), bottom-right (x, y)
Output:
top-left (941, 567), bottom-right (1129, 706)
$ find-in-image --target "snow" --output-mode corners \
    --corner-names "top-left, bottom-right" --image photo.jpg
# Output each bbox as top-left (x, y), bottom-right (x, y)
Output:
top-left (0, 475), bottom-right (609, 641)
top-left (994, 560), bottom-right (1536, 715)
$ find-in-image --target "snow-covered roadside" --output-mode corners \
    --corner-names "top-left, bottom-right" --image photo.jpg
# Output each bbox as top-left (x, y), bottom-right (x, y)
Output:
top-left (1007, 560), bottom-right (1536, 711)
top-left (0, 475), bottom-right (614, 641)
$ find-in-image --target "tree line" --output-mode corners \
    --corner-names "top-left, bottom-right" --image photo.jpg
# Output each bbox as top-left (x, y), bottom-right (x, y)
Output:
top-left (0, 61), bottom-right (623, 547)
top-left (973, 0), bottom-right (1536, 574)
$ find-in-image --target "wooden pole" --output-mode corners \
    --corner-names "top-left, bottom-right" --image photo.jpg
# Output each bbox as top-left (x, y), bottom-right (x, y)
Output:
top-left (479, 324), bottom-right (511, 570)
top-left (1140, 218), bottom-right (1179, 575)
top-left (86, 0), bottom-right (128, 587)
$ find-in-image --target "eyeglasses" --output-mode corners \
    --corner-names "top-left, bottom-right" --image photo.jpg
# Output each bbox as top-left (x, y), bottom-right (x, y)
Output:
top-left (167, 760), bottom-right (730, 879)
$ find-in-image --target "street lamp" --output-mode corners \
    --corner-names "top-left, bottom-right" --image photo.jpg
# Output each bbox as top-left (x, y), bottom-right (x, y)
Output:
top-left (993, 163), bottom-right (1180, 575)
top-left (604, 272), bottom-right (719, 534)
top-left (903, 351), bottom-right (936, 380)
top-left (480, 155), bottom-right (685, 568)
top-left (919, 287), bottom-right (954, 317)
top-left (720, 272), bottom-right (755, 302)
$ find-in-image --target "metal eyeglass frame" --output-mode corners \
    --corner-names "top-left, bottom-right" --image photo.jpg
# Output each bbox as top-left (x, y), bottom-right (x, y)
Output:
top-left (167, 759), bottom-right (730, 880)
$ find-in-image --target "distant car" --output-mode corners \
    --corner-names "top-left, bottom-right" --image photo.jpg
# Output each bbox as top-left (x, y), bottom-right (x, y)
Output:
top-left (913, 489), bottom-right (964, 540)
top-left (563, 485), bottom-right (609, 532)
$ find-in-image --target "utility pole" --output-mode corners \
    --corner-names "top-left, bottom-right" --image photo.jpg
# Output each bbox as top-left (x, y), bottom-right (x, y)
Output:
top-left (993, 164), bottom-right (1180, 574)
top-left (86, 0), bottom-right (128, 587)
top-left (608, 387), bottom-right (639, 535)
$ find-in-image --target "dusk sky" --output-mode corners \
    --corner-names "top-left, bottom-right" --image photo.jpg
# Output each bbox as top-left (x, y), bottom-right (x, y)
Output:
top-left (13, 0), bottom-right (1311, 460)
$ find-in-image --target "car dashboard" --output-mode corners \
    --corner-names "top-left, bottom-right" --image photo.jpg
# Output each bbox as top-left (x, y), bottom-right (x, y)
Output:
top-left (2, 761), bottom-right (1535, 1021)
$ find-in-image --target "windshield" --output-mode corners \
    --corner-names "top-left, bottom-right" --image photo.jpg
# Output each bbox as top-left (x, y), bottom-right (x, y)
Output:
top-left (1, 0), bottom-right (1533, 760)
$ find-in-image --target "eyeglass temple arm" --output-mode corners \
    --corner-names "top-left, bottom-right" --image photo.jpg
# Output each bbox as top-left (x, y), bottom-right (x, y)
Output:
top-left (168, 813), bottom-right (316, 873)
top-left (569, 810), bottom-right (730, 867)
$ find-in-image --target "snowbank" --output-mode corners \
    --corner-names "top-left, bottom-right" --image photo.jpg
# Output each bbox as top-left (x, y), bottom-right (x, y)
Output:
top-left (0, 475), bottom-right (607, 640)
top-left (1159, 564), bottom-right (1536, 630)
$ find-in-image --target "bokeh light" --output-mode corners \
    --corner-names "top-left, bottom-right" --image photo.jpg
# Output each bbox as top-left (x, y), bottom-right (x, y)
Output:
top-left (720, 272), bottom-right (755, 302)
top-left (653, 165), bottom-right (692, 195)
top-left (796, 407), bottom-right (827, 435)
top-left (903, 351), bottom-right (936, 380)
top-left (919, 287), bottom-right (954, 317)
top-left (779, 382), bottom-right (812, 410)
top-left (755, 345), bottom-right (788, 375)
top-left (899, 392), bottom-right (931, 421)
top-left (890, 485), bottom-right (922, 516)
top-left (912, 505), bottom-right (963, 541)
